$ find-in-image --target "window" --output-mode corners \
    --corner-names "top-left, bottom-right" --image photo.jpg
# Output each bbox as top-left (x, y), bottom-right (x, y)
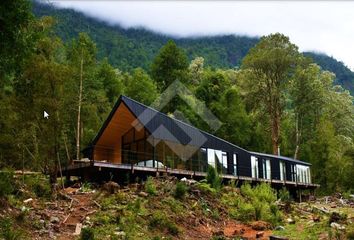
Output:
top-left (251, 156), bottom-right (259, 178)
top-left (296, 165), bottom-right (311, 183)
top-left (221, 152), bottom-right (228, 174)
top-left (207, 149), bottom-right (215, 168)
top-left (262, 159), bottom-right (271, 180)
top-left (233, 153), bottom-right (238, 176)
top-left (279, 161), bottom-right (286, 181)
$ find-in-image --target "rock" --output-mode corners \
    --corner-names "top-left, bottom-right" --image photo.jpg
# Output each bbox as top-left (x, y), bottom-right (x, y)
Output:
top-left (50, 216), bottom-right (60, 223)
top-left (114, 231), bottom-right (126, 237)
top-left (180, 177), bottom-right (197, 185)
top-left (74, 223), bottom-right (82, 235)
top-left (138, 191), bottom-right (149, 197)
top-left (23, 198), bottom-right (33, 203)
top-left (330, 222), bottom-right (345, 230)
top-left (286, 218), bottom-right (295, 224)
top-left (256, 231), bottom-right (264, 238)
top-left (251, 221), bottom-right (270, 230)
top-left (103, 181), bottom-right (120, 194)
top-left (275, 226), bottom-right (285, 231)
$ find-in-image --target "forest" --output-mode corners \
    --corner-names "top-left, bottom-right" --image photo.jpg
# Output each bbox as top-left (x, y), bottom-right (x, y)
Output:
top-left (0, 0), bottom-right (353, 196)
top-left (32, 1), bottom-right (354, 96)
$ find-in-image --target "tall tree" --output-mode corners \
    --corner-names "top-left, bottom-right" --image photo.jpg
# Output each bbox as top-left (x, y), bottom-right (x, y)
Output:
top-left (151, 40), bottom-right (188, 91)
top-left (124, 68), bottom-right (158, 105)
top-left (241, 33), bottom-right (300, 155)
top-left (67, 33), bottom-right (97, 160)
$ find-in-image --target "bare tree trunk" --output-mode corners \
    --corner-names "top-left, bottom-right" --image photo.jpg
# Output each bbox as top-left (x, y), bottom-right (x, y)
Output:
top-left (271, 113), bottom-right (280, 155)
top-left (294, 114), bottom-right (301, 160)
top-left (76, 54), bottom-right (83, 161)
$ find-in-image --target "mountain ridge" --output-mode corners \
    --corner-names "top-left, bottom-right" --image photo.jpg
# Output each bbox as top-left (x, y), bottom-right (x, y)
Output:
top-left (32, 1), bottom-right (354, 95)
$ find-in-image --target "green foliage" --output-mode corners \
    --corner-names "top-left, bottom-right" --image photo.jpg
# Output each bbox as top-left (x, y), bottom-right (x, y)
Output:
top-left (80, 227), bottom-right (95, 240)
top-left (230, 183), bottom-right (282, 225)
top-left (23, 175), bottom-right (51, 198)
top-left (151, 40), bottom-right (189, 90)
top-left (278, 187), bottom-right (291, 202)
top-left (0, 169), bottom-right (15, 197)
top-left (0, 218), bottom-right (26, 240)
top-left (206, 166), bottom-right (222, 191)
top-left (149, 211), bottom-right (180, 236)
top-left (174, 181), bottom-right (188, 199)
top-left (124, 68), bottom-right (158, 105)
top-left (145, 176), bottom-right (157, 196)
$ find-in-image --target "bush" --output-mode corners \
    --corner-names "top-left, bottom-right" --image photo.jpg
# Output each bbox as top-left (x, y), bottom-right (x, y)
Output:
top-left (149, 211), bottom-right (179, 236)
top-left (80, 227), bottom-right (95, 240)
top-left (232, 183), bottom-right (281, 225)
top-left (278, 187), bottom-right (290, 202)
top-left (174, 182), bottom-right (188, 199)
top-left (24, 175), bottom-right (51, 198)
top-left (145, 176), bottom-right (157, 195)
top-left (206, 166), bottom-right (222, 191)
top-left (195, 182), bottom-right (217, 195)
top-left (0, 169), bottom-right (15, 197)
top-left (0, 217), bottom-right (26, 240)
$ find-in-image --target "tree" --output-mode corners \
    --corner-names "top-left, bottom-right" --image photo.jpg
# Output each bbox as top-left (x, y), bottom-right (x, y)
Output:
top-left (67, 33), bottom-right (97, 160)
top-left (124, 68), bottom-right (158, 105)
top-left (96, 58), bottom-right (124, 105)
top-left (215, 87), bottom-right (251, 148)
top-left (151, 40), bottom-right (188, 91)
top-left (241, 33), bottom-right (300, 155)
top-left (188, 57), bottom-right (204, 85)
top-left (0, 0), bottom-right (37, 80)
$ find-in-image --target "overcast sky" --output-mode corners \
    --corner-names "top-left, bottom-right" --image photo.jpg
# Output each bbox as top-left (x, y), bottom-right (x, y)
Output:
top-left (51, 1), bottom-right (354, 70)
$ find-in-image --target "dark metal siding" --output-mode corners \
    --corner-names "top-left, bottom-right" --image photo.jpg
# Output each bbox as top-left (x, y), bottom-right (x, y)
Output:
top-left (88, 95), bottom-right (312, 181)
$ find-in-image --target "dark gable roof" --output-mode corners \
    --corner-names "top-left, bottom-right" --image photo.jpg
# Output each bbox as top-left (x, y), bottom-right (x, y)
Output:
top-left (250, 151), bottom-right (311, 166)
top-left (92, 95), bottom-right (311, 166)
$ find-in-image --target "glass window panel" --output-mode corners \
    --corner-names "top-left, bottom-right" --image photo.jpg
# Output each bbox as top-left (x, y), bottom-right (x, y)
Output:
top-left (207, 149), bottom-right (215, 168)
top-left (251, 156), bottom-right (258, 178)
top-left (266, 159), bottom-right (271, 180)
top-left (233, 154), bottom-right (238, 176)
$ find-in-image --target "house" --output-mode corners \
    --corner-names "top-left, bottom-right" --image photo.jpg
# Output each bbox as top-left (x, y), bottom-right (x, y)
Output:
top-left (65, 95), bottom-right (318, 195)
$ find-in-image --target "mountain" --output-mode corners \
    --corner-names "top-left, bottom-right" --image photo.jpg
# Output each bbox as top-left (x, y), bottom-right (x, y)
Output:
top-left (32, 1), bottom-right (354, 95)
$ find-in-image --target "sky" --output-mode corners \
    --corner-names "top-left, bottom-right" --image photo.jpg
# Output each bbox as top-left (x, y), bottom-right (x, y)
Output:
top-left (51, 1), bottom-right (354, 70)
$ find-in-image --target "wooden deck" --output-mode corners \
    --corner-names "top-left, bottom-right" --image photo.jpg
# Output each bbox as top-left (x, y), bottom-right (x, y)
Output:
top-left (64, 160), bottom-right (319, 189)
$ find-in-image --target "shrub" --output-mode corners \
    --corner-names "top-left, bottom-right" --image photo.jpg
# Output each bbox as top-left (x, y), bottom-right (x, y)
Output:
top-left (145, 176), bottom-right (157, 195)
top-left (149, 211), bottom-right (179, 236)
top-left (195, 182), bottom-right (217, 195)
top-left (206, 166), bottom-right (222, 191)
top-left (149, 211), bottom-right (166, 228)
top-left (0, 169), bottom-right (15, 197)
top-left (80, 227), bottom-right (95, 240)
top-left (235, 183), bottom-right (281, 225)
top-left (0, 217), bottom-right (25, 240)
top-left (174, 182), bottom-right (188, 199)
top-left (278, 187), bottom-right (290, 202)
top-left (165, 221), bottom-right (179, 235)
top-left (24, 175), bottom-right (51, 198)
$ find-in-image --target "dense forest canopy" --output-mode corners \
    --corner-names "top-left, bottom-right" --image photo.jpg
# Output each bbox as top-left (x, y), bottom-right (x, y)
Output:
top-left (32, 1), bottom-right (354, 96)
top-left (0, 0), bottom-right (353, 195)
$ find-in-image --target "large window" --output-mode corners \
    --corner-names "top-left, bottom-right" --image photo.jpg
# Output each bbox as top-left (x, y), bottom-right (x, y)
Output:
top-left (207, 149), bottom-right (227, 173)
top-left (279, 160), bottom-right (286, 181)
top-left (232, 153), bottom-right (238, 176)
top-left (251, 156), bottom-right (259, 178)
top-left (262, 159), bottom-right (271, 180)
top-left (296, 165), bottom-right (311, 183)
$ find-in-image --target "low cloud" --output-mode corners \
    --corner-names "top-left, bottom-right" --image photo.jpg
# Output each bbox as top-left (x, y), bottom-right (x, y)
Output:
top-left (50, 0), bottom-right (354, 70)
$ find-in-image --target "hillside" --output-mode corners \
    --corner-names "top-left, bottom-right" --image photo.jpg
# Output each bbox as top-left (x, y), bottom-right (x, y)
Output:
top-left (32, 1), bottom-right (354, 95)
top-left (1, 172), bottom-right (353, 240)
